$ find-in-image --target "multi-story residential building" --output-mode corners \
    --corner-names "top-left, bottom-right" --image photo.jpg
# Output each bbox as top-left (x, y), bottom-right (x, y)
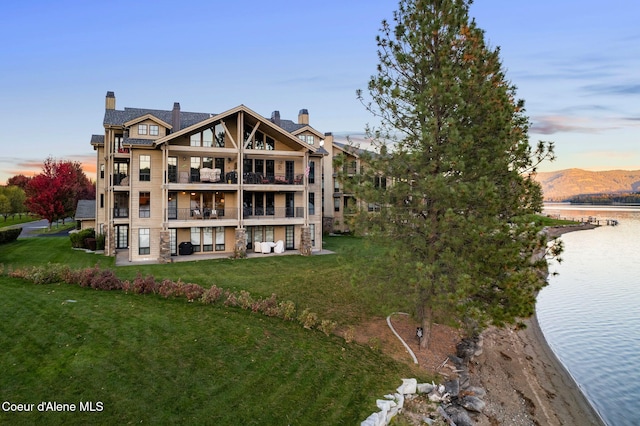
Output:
top-left (91, 91), bottom-right (325, 263)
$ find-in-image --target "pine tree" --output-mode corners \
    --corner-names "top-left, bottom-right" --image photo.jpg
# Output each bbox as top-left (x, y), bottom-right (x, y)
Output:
top-left (346, 0), bottom-right (557, 346)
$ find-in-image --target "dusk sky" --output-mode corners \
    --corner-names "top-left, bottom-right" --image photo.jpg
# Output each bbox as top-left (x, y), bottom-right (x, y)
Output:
top-left (1, 0), bottom-right (639, 184)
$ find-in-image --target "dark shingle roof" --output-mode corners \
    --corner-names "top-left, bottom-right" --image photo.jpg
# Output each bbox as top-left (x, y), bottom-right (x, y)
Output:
top-left (75, 200), bottom-right (96, 220)
top-left (91, 134), bottom-right (104, 145)
top-left (277, 119), bottom-right (305, 133)
top-left (104, 107), bottom-right (213, 130)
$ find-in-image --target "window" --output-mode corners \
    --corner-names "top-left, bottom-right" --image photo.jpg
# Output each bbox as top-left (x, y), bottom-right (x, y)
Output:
top-left (139, 192), bottom-right (150, 218)
top-left (203, 128), bottom-right (213, 147)
top-left (203, 227), bottom-right (213, 252)
top-left (139, 155), bottom-right (151, 181)
top-left (139, 228), bottom-right (150, 255)
top-left (100, 164), bottom-right (104, 179)
top-left (308, 193), bottom-right (315, 215)
top-left (116, 225), bottom-right (128, 249)
top-left (191, 157), bottom-right (201, 182)
top-left (214, 122), bottom-right (225, 147)
top-left (138, 124), bottom-right (148, 135)
top-left (306, 135), bottom-right (314, 145)
top-left (285, 226), bottom-right (294, 250)
top-left (190, 133), bottom-right (201, 147)
top-left (215, 226), bottom-right (225, 251)
top-left (191, 227), bottom-right (201, 253)
top-left (266, 135), bottom-right (275, 150)
top-left (149, 125), bottom-right (159, 136)
top-left (334, 197), bottom-right (340, 212)
top-left (100, 193), bottom-right (104, 209)
top-left (310, 224), bottom-right (316, 247)
top-left (309, 161), bottom-right (315, 184)
top-left (168, 157), bottom-right (177, 183)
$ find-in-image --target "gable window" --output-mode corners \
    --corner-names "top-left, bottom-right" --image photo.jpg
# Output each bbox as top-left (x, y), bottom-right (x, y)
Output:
top-left (266, 135), bottom-right (275, 150)
top-left (203, 128), bottom-right (213, 147)
top-left (190, 133), bottom-right (201, 147)
top-left (138, 124), bottom-right (148, 135)
top-left (149, 125), bottom-right (159, 136)
top-left (139, 228), bottom-right (150, 255)
top-left (139, 155), bottom-right (151, 181)
top-left (139, 192), bottom-right (150, 218)
top-left (214, 122), bottom-right (225, 147)
top-left (306, 135), bottom-right (314, 145)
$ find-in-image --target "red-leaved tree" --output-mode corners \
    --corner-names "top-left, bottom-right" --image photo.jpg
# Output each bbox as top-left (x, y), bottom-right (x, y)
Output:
top-left (25, 157), bottom-right (95, 229)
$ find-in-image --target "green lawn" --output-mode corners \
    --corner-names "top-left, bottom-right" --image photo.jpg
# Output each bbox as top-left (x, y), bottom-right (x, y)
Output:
top-left (0, 235), bottom-right (425, 425)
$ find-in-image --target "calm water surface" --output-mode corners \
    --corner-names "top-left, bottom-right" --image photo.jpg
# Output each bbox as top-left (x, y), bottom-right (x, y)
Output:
top-left (540, 204), bottom-right (640, 426)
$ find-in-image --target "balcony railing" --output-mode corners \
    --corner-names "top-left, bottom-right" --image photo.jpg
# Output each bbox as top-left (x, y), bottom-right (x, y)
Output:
top-left (166, 206), bottom-right (304, 221)
top-left (168, 171), bottom-right (304, 185)
top-left (113, 208), bottom-right (129, 218)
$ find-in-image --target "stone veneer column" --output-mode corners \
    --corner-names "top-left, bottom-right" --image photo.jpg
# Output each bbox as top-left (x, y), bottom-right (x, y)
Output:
top-left (158, 230), bottom-right (171, 264)
top-left (234, 228), bottom-right (247, 258)
top-left (299, 226), bottom-right (312, 256)
top-left (108, 224), bottom-right (116, 256)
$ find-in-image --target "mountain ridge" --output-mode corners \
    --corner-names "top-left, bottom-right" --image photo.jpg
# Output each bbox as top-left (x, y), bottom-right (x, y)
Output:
top-left (534, 168), bottom-right (640, 201)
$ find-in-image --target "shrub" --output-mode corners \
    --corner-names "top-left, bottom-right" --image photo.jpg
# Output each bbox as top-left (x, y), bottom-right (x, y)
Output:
top-left (297, 308), bottom-right (318, 330)
top-left (158, 279), bottom-right (179, 298)
top-left (8, 263), bottom-right (70, 284)
top-left (318, 319), bottom-right (337, 336)
top-left (132, 273), bottom-right (158, 294)
top-left (223, 291), bottom-right (238, 307)
top-left (95, 233), bottom-right (106, 250)
top-left (69, 228), bottom-right (95, 249)
top-left (251, 293), bottom-right (279, 316)
top-left (343, 325), bottom-right (356, 344)
top-left (238, 290), bottom-right (254, 310)
top-left (201, 285), bottom-right (223, 304)
top-left (90, 268), bottom-right (122, 290)
top-left (0, 228), bottom-right (21, 244)
top-left (277, 300), bottom-right (297, 321)
top-left (182, 283), bottom-right (204, 302)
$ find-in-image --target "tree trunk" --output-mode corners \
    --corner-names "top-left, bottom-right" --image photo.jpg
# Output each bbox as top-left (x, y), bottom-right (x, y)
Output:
top-left (420, 305), bottom-right (433, 349)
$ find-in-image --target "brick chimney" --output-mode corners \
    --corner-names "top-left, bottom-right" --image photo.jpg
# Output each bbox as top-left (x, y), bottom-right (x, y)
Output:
top-left (298, 109), bottom-right (309, 125)
top-left (270, 110), bottom-right (281, 126)
top-left (172, 102), bottom-right (181, 132)
top-left (105, 91), bottom-right (116, 110)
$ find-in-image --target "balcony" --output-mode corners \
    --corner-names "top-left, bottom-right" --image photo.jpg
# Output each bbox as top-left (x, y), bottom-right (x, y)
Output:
top-left (166, 206), bottom-right (304, 221)
top-left (169, 171), bottom-right (304, 185)
top-left (113, 207), bottom-right (129, 218)
top-left (168, 208), bottom-right (238, 221)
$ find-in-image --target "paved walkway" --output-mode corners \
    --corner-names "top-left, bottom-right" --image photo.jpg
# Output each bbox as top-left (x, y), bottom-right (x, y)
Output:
top-left (115, 248), bottom-right (334, 266)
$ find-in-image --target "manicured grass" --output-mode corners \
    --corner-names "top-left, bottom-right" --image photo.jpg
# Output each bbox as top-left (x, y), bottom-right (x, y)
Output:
top-left (0, 277), bottom-right (413, 425)
top-left (0, 214), bottom-right (39, 229)
top-left (0, 235), bottom-right (428, 425)
top-left (0, 236), bottom-right (407, 324)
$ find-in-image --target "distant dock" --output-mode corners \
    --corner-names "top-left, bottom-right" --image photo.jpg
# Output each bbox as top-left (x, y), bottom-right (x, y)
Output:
top-left (547, 215), bottom-right (619, 226)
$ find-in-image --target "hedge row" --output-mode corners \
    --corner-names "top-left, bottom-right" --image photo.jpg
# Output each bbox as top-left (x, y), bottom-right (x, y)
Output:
top-left (0, 228), bottom-right (21, 245)
top-left (5, 264), bottom-right (338, 336)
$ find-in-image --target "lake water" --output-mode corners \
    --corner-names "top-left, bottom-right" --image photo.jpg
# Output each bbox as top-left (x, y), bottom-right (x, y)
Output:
top-left (540, 204), bottom-right (640, 426)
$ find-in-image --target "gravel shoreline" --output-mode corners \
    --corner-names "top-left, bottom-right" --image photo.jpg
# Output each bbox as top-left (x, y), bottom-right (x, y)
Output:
top-left (469, 316), bottom-right (605, 425)
top-left (468, 223), bottom-right (605, 425)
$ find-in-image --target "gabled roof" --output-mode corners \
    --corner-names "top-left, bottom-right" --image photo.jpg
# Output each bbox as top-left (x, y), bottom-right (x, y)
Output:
top-left (123, 113), bottom-right (172, 129)
top-left (333, 141), bottom-right (367, 158)
top-left (104, 108), bottom-right (212, 130)
top-left (153, 104), bottom-right (317, 153)
top-left (75, 200), bottom-right (96, 220)
top-left (290, 124), bottom-right (324, 139)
